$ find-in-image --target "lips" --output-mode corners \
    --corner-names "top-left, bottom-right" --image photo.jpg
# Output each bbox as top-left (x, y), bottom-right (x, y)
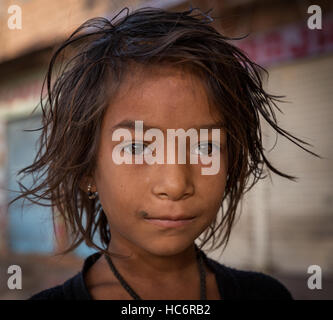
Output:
top-left (143, 214), bottom-right (195, 228)
top-left (147, 215), bottom-right (195, 221)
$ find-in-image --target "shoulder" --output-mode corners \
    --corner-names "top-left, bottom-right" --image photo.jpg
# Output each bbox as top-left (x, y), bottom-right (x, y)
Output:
top-left (28, 284), bottom-right (65, 300)
top-left (28, 271), bottom-right (91, 300)
top-left (229, 267), bottom-right (293, 300)
top-left (206, 257), bottom-right (293, 300)
top-left (28, 253), bottom-right (101, 300)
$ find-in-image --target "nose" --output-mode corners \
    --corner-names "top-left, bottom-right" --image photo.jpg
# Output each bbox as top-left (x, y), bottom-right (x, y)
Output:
top-left (151, 164), bottom-right (195, 201)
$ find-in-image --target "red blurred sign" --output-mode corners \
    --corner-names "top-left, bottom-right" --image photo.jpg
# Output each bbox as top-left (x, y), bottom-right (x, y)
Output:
top-left (235, 14), bottom-right (333, 66)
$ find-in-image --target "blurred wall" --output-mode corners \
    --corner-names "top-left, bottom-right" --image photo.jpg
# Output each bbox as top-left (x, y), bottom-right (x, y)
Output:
top-left (0, 0), bottom-right (186, 62)
top-left (0, 0), bottom-right (332, 299)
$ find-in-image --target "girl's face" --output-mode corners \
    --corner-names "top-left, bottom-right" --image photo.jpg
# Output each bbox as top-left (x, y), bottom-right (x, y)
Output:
top-left (93, 64), bottom-right (228, 256)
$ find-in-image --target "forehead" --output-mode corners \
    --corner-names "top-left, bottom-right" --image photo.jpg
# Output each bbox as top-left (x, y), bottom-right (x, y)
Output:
top-left (103, 64), bottom-right (222, 130)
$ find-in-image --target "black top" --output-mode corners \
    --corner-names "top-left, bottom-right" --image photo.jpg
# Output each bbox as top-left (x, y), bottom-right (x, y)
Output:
top-left (28, 250), bottom-right (293, 300)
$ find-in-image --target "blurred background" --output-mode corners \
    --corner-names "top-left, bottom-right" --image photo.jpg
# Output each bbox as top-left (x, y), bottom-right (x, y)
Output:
top-left (0, 0), bottom-right (332, 300)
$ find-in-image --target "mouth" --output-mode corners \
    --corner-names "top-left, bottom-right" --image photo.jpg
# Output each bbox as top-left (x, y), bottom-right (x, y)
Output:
top-left (143, 216), bottom-right (196, 228)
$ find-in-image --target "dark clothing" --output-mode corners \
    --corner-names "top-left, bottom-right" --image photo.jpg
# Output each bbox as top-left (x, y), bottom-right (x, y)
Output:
top-left (29, 250), bottom-right (293, 300)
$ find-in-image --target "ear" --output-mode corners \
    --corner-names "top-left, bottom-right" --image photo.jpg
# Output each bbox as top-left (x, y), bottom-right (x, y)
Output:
top-left (79, 175), bottom-right (97, 193)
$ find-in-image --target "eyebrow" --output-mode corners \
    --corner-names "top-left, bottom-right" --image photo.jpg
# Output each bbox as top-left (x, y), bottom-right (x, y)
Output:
top-left (110, 119), bottom-right (225, 132)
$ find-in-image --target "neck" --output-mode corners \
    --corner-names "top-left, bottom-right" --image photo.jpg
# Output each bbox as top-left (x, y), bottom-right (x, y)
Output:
top-left (105, 240), bottom-right (199, 281)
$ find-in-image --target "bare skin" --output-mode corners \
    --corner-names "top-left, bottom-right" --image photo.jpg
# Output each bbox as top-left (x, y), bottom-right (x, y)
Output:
top-left (83, 64), bottom-right (228, 300)
top-left (85, 249), bottom-right (222, 300)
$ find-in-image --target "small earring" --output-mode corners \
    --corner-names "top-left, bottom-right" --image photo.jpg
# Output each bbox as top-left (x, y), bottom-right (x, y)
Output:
top-left (87, 183), bottom-right (97, 200)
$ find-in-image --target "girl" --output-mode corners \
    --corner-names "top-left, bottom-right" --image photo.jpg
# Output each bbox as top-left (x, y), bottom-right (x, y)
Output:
top-left (11, 6), bottom-right (317, 300)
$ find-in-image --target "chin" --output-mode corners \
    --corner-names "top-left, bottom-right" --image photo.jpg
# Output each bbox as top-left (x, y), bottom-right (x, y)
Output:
top-left (142, 239), bottom-right (195, 257)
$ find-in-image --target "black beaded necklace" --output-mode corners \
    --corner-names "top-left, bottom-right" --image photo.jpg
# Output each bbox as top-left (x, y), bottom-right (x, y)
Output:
top-left (104, 245), bottom-right (206, 300)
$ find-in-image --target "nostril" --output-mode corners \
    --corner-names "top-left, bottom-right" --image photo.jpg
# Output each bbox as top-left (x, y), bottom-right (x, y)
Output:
top-left (158, 193), bottom-right (169, 199)
top-left (152, 178), bottom-right (195, 201)
top-left (157, 191), bottom-right (192, 201)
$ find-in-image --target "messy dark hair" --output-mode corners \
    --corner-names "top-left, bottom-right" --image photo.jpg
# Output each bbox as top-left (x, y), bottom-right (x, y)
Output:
top-left (9, 6), bottom-right (319, 257)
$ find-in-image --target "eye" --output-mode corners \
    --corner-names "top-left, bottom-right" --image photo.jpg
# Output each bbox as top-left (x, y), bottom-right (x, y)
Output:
top-left (192, 142), bottom-right (219, 156)
top-left (123, 142), bottom-right (151, 155)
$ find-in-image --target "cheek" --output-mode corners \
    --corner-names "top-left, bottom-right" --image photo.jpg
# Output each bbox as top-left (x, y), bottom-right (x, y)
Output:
top-left (195, 159), bottom-right (228, 216)
top-left (98, 168), bottom-right (134, 205)
top-left (95, 160), bottom-right (149, 222)
top-left (197, 151), bottom-right (228, 191)
top-left (199, 176), bottom-right (226, 207)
